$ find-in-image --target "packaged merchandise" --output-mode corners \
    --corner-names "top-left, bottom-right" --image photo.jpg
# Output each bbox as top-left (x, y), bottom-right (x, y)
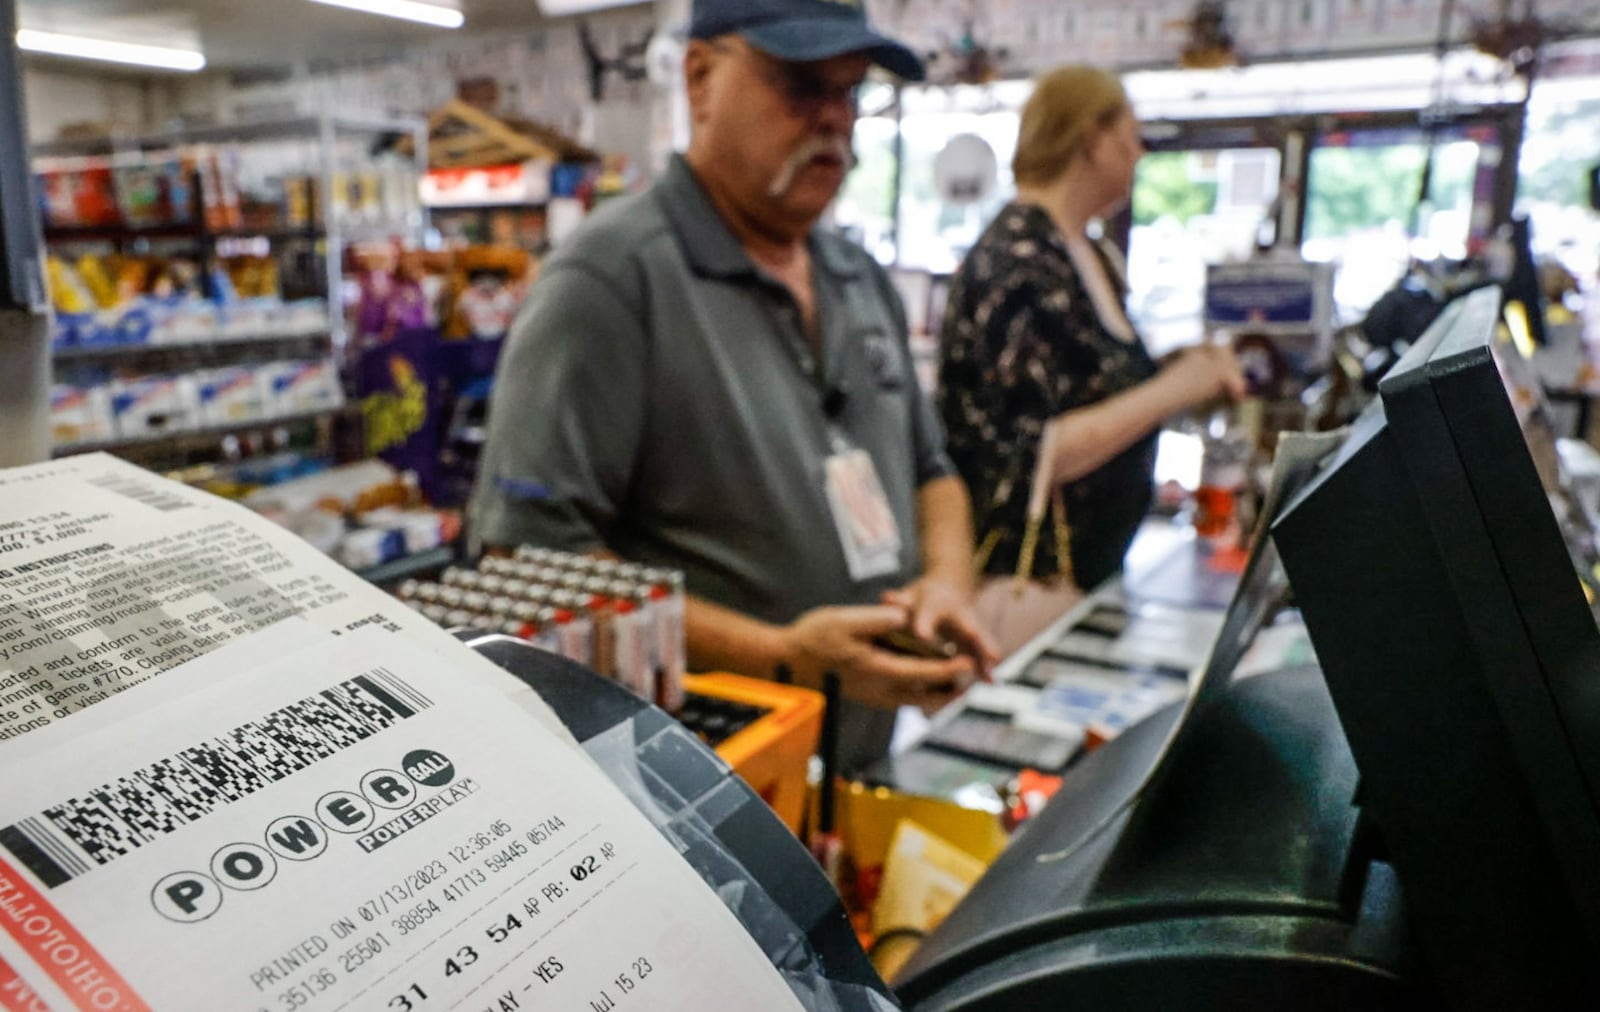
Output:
top-left (331, 169), bottom-right (351, 225)
top-left (164, 152), bottom-right (198, 224)
top-left (36, 156), bottom-right (121, 228)
top-left (45, 256), bottom-right (95, 315)
top-left (111, 156), bottom-right (171, 228)
top-left (260, 359), bottom-right (344, 414)
top-left (420, 550), bottom-right (687, 703)
top-left (109, 302), bottom-right (156, 345)
top-left (75, 254), bottom-right (118, 309)
top-left (156, 296), bottom-right (224, 343)
top-left (285, 505), bottom-right (346, 555)
top-left (242, 459), bottom-right (400, 516)
top-left (358, 507), bottom-right (448, 555)
top-left (197, 145), bottom-right (244, 232)
top-left (336, 525), bottom-right (407, 570)
top-left (74, 308), bottom-right (126, 347)
top-left (110, 374), bottom-right (202, 436)
top-left (49, 383), bottom-right (115, 446)
top-left (222, 255), bottom-right (281, 300)
top-left (197, 366), bottom-right (269, 426)
top-left (233, 451), bottom-right (327, 488)
top-left (219, 296), bottom-right (280, 339)
top-left (50, 313), bottom-right (87, 349)
top-left (280, 297), bottom-right (331, 334)
top-left (284, 174), bottom-right (318, 228)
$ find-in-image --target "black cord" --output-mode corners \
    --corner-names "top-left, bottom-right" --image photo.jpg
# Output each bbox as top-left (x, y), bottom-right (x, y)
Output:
top-left (818, 671), bottom-right (842, 836)
top-left (868, 927), bottom-right (927, 956)
top-left (1412, 0), bottom-right (1457, 239)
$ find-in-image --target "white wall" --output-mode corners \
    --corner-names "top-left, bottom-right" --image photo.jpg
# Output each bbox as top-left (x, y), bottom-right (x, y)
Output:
top-left (876, 0), bottom-right (1600, 79)
top-left (21, 68), bottom-right (158, 144)
top-left (167, 9), bottom-right (657, 148)
top-left (29, 1), bottom-right (1600, 157)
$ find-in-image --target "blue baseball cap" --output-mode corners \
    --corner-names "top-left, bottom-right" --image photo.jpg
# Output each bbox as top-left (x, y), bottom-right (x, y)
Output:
top-left (690, 0), bottom-right (926, 81)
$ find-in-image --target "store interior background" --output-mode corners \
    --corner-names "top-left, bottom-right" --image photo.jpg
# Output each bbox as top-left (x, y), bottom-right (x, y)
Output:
top-left (6, 0), bottom-right (1600, 587)
top-left (17, 1), bottom-right (1600, 281)
top-left (19, 0), bottom-right (1600, 383)
top-left (9, 0), bottom-right (1600, 562)
top-left (21, 0), bottom-right (1600, 376)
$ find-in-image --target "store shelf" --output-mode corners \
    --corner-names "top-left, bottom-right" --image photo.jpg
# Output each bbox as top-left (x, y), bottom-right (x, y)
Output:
top-left (53, 331), bottom-right (331, 363)
top-left (427, 201), bottom-right (550, 213)
top-left (42, 222), bottom-right (334, 244)
top-left (53, 408), bottom-right (340, 457)
top-left (43, 222), bottom-right (207, 244)
top-left (355, 545), bottom-right (458, 587)
top-left (216, 226), bottom-right (325, 242)
top-left (37, 114), bottom-right (426, 473)
top-left (32, 116), bottom-right (426, 158)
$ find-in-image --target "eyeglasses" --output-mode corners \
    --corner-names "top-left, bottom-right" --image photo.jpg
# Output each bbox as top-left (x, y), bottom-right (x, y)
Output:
top-left (715, 40), bottom-right (864, 115)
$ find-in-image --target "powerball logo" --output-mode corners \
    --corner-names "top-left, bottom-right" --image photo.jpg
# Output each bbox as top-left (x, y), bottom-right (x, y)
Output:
top-left (151, 748), bottom-right (477, 924)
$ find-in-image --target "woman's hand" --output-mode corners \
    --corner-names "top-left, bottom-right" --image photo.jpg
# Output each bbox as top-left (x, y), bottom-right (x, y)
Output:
top-left (1160, 344), bottom-right (1248, 408)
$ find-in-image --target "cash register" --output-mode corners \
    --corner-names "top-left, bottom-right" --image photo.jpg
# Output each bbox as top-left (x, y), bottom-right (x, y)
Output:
top-left (893, 288), bottom-right (1600, 1009)
top-left (892, 516), bottom-right (1426, 1008)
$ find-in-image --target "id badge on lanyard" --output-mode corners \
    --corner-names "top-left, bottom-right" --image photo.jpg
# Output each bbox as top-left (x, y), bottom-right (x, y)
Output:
top-left (822, 428), bottom-right (902, 582)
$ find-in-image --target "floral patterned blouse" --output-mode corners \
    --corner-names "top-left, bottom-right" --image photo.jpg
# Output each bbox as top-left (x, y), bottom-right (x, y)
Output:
top-left (938, 202), bottom-right (1159, 590)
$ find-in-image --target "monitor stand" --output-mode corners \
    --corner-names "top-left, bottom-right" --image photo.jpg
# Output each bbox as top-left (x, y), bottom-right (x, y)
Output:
top-left (893, 664), bottom-right (1441, 1011)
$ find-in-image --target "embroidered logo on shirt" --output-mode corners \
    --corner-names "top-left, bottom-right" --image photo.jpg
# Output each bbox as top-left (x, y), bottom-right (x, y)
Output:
top-left (861, 332), bottom-right (903, 389)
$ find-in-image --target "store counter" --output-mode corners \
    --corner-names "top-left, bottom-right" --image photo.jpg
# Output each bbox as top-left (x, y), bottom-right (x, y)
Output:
top-left (863, 521), bottom-right (1309, 807)
top-left (841, 518), bottom-right (1401, 1010)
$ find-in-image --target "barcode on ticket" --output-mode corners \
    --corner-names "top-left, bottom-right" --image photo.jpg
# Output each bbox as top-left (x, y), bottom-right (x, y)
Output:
top-left (0, 668), bottom-right (431, 888)
top-left (86, 474), bottom-right (192, 513)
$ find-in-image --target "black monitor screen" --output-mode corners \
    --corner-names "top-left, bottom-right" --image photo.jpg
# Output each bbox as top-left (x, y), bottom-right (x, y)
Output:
top-left (1474, 307), bottom-right (1600, 593)
top-left (1273, 288), bottom-right (1600, 1007)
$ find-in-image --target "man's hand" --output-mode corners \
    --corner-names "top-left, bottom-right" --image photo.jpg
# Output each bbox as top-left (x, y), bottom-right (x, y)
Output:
top-left (882, 576), bottom-right (1001, 678)
top-left (781, 604), bottom-right (979, 712)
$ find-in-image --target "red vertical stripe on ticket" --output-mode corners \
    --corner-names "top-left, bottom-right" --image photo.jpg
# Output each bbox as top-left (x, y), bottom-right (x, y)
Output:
top-left (0, 858), bottom-right (149, 1012)
top-left (0, 952), bottom-right (55, 1012)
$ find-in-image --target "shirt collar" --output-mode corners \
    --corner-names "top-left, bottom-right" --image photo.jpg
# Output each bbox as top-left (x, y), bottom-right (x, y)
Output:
top-left (657, 154), bottom-right (865, 281)
top-left (1006, 200), bottom-right (1072, 258)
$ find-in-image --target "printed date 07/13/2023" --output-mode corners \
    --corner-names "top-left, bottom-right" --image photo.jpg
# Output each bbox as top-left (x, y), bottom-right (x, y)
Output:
top-left (354, 814), bottom-right (570, 921)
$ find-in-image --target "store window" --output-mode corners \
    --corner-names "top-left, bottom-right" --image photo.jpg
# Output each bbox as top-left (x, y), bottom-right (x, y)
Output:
top-left (847, 50), bottom-right (1522, 329)
top-left (1127, 145), bottom-right (1281, 355)
top-left (837, 82), bottom-right (1030, 273)
top-left (1302, 122), bottom-right (1499, 322)
top-left (834, 113), bottom-right (901, 265)
top-left (891, 109), bottom-right (1018, 274)
top-left (1518, 73), bottom-right (1600, 288)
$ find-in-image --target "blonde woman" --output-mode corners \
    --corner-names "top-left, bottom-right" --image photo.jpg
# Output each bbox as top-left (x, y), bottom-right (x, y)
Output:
top-left (939, 65), bottom-right (1244, 592)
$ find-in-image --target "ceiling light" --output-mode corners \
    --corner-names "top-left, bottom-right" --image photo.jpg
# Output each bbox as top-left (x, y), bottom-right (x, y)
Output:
top-left (535, 0), bottom-right (644, 15)
top-left (306, 0), bottom-right (465, 28)
top-left (15, 29), bottom-right (206, 72)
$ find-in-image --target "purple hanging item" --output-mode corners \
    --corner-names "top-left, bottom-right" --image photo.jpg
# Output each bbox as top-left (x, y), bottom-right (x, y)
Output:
top-left (350, 324), bottom-right (450, 505)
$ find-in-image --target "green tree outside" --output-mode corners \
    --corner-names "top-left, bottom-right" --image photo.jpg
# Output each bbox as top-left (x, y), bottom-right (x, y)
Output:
top-left (1304, 140), bottom-right (1479, 241)
top-left (1132, 152), bottom-right (1219, 226)
top-left (1518, 96), bottom-right (1600, 209)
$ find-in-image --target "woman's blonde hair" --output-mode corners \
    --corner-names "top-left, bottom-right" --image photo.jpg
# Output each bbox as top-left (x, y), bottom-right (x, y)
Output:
top-left (1012, 65), bottom-right (1130, 187)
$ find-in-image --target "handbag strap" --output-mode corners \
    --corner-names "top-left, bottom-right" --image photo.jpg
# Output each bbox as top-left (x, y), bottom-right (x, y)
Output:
top-left (974, 421), bottom-right (1074, 586)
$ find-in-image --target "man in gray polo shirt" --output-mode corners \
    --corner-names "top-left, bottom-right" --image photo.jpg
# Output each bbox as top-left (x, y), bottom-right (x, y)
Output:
top-left (471, 0), bottom-right (997, 771)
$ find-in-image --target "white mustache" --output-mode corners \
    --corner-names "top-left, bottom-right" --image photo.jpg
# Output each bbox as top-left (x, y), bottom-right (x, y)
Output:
top-left (767, 136), bottom-right (857, 198)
